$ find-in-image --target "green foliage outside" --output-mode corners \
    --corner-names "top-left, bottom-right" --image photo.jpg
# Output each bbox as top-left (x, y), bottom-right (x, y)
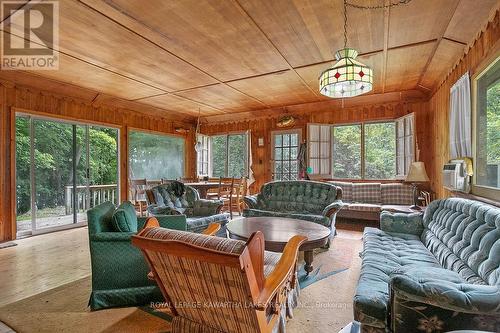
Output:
top-left (211, 134), bottom-right (247, 178)
top-left (128, 131), bottom-right (184, 180)
top-left (364, 123), bottom-right (396, 179)
top-left (333, 125), bottom-right (362, 178)
top-left (486, 80), bottom-right (500, 164)
top-left (332, 123), bottom-right (396, 179)
top-left (15, 117), bottom-right (118, 217)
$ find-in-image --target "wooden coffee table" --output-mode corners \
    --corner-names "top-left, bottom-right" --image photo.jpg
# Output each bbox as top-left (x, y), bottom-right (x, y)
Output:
top-left (226, 217), bottom-right (331, 275)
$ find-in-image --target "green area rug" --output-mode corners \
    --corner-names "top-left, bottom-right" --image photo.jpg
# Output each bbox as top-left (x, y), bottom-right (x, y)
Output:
top-left (0, 231), bottom-right (362, 333)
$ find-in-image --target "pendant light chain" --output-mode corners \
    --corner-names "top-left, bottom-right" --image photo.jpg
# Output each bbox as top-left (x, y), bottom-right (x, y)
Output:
top-left (343, 0), bottom-right (348, 49)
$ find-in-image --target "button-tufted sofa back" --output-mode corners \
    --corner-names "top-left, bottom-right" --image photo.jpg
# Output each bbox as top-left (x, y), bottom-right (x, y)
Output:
top-left (421, 198), bottom-right (500, 286)
top-left (257, 180), bottom-right (341, 214)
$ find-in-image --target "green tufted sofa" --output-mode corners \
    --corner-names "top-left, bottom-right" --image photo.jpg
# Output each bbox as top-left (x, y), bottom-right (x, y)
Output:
top-left (354, 198), bottom-right (500, 332)
top-left (87, 201), bottom-right (187, 310)
top-left (243, 180), bottom-right (343, 238)
top-left (145, 183), bottom-right (229, 237)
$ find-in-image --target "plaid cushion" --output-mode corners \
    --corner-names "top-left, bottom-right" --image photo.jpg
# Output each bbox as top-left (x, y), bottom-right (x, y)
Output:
top-left (346, 203), bottom-right (381, 212)
top-left (352, 183), bottom-right (381, 204)
top-left (328, 181), bottom-right (352, 202)
top-left (140, 227), bottom-right (245, 254)
top-left (381, 183), bottom-right (414, 205)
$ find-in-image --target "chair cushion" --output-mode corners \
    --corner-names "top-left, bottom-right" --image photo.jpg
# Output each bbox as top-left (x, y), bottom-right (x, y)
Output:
top-left (140, 227), bottom-right (245, 254)
top-left (352, 183), bottom-right (381, 204)
top-left (346, 203), bottom-right (381, 212)
top-left (354, 227), bottom-right (441, 328)
top-left (381, 183), bottom-right (413, 205)
top-left (243, 208), bottom-right (330, 226)
top-left (111, 201), bottom-right (138, 232)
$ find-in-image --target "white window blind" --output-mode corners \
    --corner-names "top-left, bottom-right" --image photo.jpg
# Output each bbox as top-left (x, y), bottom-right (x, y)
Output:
top-left (307, 124), bottom-right (331, 176)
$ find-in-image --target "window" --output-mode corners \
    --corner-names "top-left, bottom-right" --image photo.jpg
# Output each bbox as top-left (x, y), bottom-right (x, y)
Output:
top-left (272, 130), bottom-right (300, 181)
top-left (365, 122), bottom-right (396, 179)
top-left (332, 124), bottom-right (362, 178)
top-left (475, 57), bottom-right (500, 190)
top-left (396, 114), bottom-right (415, 177)
top-left (128, 130), bottom-right (185, 180)
top-left (308, 124), bottom-right (331, 176)
top-left (210, 133), bottom-right (248, 178)
top-left (197, 134), bottom-right (210, 176)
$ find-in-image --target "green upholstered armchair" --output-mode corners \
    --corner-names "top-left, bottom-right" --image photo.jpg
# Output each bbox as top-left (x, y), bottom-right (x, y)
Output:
top-left (87, 201), bottom-right (187, 310)
top-left (243, 180), bottom-right (343, 238)
top-left (145, 183), bottom-right (229, 237)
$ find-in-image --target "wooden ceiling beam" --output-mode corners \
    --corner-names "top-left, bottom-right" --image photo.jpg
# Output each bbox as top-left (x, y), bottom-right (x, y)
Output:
top-left (416, 0), bottom-right (462, 90)
top-left (201, 89), bottom-right (428, 124)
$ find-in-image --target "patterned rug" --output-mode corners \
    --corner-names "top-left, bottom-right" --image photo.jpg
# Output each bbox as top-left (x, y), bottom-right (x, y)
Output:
top-left (0, 230), bottom-right (362, 333)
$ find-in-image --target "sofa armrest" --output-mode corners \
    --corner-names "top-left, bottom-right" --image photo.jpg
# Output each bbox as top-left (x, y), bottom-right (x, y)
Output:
top-left (322, 200), bottom-right (343, 218)
top-left (380, 211), bottom-right (424, 235)
top-left (391, 273), bottom-right (500, 315)
top-left (243, 195), bottom-right (259, 209)
top-left (193, 199), bottom-right (223, 215)
top-left (138, 215), bottom-right (187, 231)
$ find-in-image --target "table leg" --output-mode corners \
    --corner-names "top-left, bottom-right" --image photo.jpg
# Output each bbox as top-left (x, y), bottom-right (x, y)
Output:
top-left (304, 250), bottom-right (314, 275)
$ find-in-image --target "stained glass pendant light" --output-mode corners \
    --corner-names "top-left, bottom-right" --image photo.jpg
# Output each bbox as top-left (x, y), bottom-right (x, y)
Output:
top-left (319, 1), bottom-right (372, 98)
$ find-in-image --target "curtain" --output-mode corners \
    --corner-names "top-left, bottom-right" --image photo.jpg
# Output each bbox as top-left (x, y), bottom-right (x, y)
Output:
top-left (449, 72), bottom-right (472, 158)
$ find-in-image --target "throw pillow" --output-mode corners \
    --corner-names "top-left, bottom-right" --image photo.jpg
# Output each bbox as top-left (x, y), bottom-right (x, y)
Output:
top-left (112, 201), bottom-right (138, 232)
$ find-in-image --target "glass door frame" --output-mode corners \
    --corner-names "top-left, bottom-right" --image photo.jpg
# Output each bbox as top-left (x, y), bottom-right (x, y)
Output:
top-left (15, 112), bottom-right (121, 237)
top-left (271, 128), bottom-right (302, 181)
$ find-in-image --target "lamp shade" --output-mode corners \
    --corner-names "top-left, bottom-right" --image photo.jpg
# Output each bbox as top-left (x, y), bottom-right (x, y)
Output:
top-left (405, 162), bottom-right (430, 183)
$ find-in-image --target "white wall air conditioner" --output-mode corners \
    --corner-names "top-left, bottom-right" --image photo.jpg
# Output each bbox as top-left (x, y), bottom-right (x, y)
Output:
top-left (442, 159), bottom-right (471, 193)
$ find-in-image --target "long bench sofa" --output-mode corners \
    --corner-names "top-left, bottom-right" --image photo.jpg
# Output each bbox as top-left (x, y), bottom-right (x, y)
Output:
top-left (327, 181), bottom-right (414, 221)
top-left (354, 197), bottom-right (500, 332)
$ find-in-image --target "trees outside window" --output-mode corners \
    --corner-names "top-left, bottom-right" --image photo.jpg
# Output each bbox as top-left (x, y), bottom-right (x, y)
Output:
top-left (332, 125), bottom-right (362, 178)
top-left (365, 122), bottom-right (396, 179)
top-left (210, 133), bottom-right (248, 178)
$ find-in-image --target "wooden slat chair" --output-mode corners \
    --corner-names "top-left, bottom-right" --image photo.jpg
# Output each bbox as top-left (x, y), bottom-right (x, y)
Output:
top-left (218, 177), bottom-right (235, 218)
top-left (130, 178), bottom-right (147, 216)
top-left (231, 177), bottom-right (248, 216)
top-left (132, 227), bottom-right (306, 333)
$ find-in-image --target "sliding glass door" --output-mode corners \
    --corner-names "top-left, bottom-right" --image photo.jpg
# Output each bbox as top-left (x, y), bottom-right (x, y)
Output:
top-left (15, 115), bottom-right (119, 237)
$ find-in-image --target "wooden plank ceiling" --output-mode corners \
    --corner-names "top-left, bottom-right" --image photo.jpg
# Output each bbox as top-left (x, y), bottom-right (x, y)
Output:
top-left (0, 0), bottom-right (498, 120)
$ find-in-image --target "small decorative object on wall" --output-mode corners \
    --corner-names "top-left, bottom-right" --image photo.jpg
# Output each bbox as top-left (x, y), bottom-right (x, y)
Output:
top-left (174, 127), bottom-right (189, 134)
top-left (258, 137), bottom-right (264, 147)
top-left (319, 0), bottom-right (412, 98)
top-left (276, 115), bottom-right (296, 128)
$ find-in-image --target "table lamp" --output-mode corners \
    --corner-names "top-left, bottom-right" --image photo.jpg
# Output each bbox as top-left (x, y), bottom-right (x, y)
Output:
top-left (405, 162), bottom-right (429, 210)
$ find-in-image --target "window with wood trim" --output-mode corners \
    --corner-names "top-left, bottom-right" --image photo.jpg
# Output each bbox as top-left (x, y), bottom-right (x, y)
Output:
top-left (272, 130), bottom-right (300, 181)
top-left (196, 134), bottom-right (210, 176)
top-left (396, 113), bottom-right (415, 178)
top-left (210, 133), bottom-right (249, 178)
top-left (475, 57), bottom-right (500, 190)
top-left (308, 124), bottom-right (331, 176)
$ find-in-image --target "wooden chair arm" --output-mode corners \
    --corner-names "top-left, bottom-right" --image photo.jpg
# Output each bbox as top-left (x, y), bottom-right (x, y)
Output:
top-left (255, 235), bottom-right (307, 310)
top-left (202, 223), bottom-right (221, 236)
top-left (142, 217), bottom-right (160, 230)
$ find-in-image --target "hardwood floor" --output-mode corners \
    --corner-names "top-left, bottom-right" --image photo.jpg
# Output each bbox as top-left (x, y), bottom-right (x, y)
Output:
top-left (0, 224), bottom-right (364, 308)
top-left (0, 227), bottom-right (90, 307)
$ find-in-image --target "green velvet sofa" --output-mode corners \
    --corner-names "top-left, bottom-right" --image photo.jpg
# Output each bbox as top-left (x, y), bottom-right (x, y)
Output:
top-left (243, 180), bottom-right (343, 237)
top-left (87, 201), bottom-right (187, 310)
top-left (145, 183), bottom-right (229, 237)
top-left (354, 198), bottom-right (500, 332)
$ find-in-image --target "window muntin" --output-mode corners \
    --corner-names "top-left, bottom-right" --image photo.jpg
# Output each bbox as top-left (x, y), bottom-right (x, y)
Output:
top-left (273, 131), bottom-right (300, 181)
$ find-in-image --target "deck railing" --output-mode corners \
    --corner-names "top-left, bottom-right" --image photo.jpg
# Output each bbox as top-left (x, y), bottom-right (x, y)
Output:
top-left (65, 184), bottom-right (117, 214)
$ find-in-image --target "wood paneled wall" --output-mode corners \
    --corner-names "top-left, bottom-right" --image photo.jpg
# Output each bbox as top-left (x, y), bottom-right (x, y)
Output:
top-left (428, 10), bottom-right (500, 199)
top-left (202, 101), bottom-right (431, 193)
top-left (0, 83), bottom-right (195, 241)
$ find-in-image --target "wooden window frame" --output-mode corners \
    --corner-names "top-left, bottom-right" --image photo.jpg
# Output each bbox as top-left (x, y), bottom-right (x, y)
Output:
top-left (271, 129), bottom-right (302, 181)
